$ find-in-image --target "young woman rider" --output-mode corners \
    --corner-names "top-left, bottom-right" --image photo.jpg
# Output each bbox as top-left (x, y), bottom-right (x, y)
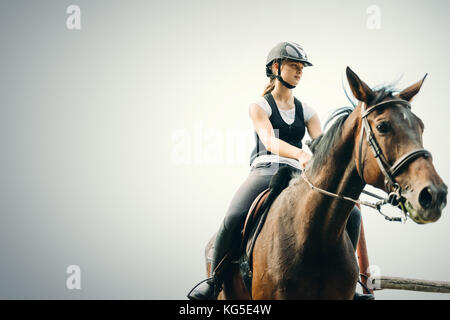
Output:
top-left (187, 41), bottom-right (368, 300)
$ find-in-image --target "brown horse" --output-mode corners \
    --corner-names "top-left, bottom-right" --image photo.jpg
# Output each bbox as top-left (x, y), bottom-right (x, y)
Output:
top-left (206, 67), bottom-right (448, 299)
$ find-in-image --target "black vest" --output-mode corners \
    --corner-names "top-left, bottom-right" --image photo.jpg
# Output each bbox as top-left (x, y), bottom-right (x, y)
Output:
top-left (249, 93), bottom-right (306, 166)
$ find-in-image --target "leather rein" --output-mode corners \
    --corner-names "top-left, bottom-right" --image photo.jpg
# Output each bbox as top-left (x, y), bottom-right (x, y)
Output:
top-left (302, 99), bottom-right (432, 223)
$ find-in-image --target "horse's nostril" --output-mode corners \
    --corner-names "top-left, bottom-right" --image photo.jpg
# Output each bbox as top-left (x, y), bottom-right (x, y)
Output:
top-left (419, 186), bottom-right (433, 209)
top-left (438, 187), bottom-right (448, 210)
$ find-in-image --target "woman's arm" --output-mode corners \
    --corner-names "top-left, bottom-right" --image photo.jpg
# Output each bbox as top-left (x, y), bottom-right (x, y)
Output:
top-left (305, 113), bottom-right (323, 139)
top-left (249, 103), bottom-right (307, 160)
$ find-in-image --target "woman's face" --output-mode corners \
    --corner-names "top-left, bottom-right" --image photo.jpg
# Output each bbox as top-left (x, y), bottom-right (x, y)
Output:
top-left (274, 60), bottom-right (304, 86)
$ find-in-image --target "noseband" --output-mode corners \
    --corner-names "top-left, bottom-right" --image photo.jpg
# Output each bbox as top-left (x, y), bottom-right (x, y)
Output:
top-left (302, 98), bottom-right (432, 222)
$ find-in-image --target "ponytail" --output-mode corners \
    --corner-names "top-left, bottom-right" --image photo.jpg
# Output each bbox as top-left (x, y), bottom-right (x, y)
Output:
top-left (262, 59), bottom-right (287, 96)
top-left (262, 76), bottom-right (276, 96)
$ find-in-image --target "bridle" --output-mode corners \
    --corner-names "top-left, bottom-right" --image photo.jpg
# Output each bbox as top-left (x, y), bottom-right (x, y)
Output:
top-left (302, 98), bottom-right (432, 222)
top-left (358, 99), bottom-right (431, 190)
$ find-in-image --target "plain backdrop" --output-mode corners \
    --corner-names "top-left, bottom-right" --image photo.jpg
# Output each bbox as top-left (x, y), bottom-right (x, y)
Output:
top-left (0, 0), bottom-right (449, 299)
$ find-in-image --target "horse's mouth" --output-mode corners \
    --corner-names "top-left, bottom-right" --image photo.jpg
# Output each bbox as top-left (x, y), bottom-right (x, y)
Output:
top-left (404, 199), bottom-right (442, 224)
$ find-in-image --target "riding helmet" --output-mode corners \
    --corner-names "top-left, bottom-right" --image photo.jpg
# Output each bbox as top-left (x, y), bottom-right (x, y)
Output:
top-left (266, 41), bottom-right (313, 89)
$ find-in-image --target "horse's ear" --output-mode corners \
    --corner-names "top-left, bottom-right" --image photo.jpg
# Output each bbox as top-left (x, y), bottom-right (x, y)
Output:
top-left (397, 74), bottom-right (428, 102)
top-left (346, 67), bottom-right (375, 103)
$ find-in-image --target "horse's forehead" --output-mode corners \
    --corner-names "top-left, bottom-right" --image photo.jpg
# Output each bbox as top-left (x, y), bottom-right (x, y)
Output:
top-left (385, 106), bottom-right (423, 134)
top-left (368, 104), bottom-right (422, 135)
top-left (381, 103), bottom-right (415, 123)
top-left (399, 107), bottom-right (412, 127)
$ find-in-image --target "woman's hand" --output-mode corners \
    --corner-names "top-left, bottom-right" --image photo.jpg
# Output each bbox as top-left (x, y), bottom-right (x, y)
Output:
top-left (297, 150), bottom-right (312, 170)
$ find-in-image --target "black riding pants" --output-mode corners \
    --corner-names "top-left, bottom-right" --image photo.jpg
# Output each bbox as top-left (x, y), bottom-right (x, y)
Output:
top-left (212, 162), bottom-right (361, 270)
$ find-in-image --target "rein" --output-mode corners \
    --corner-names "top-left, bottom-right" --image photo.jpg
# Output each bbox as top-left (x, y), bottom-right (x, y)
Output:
top-left (301, 172), bottom-right (405, 222)
top-left (302, 99), bottom-right (432, 223)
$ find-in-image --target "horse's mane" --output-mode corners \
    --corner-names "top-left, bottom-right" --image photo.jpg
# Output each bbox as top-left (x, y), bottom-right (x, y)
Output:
top-left (306, 82), bottom-right (400, 174)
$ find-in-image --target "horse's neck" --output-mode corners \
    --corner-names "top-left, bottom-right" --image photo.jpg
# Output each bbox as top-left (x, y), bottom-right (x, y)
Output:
top-left (300, 109), bottom-right (365, 248)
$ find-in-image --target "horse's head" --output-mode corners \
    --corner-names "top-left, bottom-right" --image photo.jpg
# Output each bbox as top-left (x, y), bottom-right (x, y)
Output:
top-left (346, 67), bottom-right (447, 224)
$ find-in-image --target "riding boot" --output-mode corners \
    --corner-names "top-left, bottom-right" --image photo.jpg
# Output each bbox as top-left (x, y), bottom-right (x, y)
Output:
top-left (187, 221), bottom-right (235, 300)
top-left (186, 271), bottom-right (224, 300)
top-left (354, 292), bottom-right (375, 300)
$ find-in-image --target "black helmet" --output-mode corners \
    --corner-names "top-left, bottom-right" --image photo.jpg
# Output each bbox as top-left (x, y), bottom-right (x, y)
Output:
top-left (266, 42), bottom-right (313, 89)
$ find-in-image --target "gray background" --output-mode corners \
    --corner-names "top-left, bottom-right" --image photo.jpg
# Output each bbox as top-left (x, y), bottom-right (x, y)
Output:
top-left (0, 0), bottom-right (449, 299)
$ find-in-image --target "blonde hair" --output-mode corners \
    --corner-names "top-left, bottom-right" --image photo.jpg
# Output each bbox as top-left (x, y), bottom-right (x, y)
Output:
top-left (262, 77), bottom-right (276, 96)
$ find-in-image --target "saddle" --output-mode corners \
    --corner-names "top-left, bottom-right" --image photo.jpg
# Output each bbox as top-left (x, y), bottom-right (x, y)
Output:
top-left (238, 165), bottom-right (301, 294)
top-left (240, 188), bottom-right (271, 256)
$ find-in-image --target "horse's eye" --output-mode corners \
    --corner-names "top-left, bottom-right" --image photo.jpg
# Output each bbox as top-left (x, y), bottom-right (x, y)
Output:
top-left (376, 122), bottom-right (391, 133)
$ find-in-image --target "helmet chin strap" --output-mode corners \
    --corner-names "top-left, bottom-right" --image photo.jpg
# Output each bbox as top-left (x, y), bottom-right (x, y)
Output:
top-left (276, 60), bottom-right (296, 89)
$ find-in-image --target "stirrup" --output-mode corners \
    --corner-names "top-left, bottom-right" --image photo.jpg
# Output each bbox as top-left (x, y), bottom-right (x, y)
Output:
top-left (187, 252), bottom-right (231, 300)
top-left (186, 276), bottom-right (222, 300)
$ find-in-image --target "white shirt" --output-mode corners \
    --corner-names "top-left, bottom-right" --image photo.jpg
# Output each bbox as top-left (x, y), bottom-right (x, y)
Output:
top-left (249, 96), bottom-right (317, 170)
top-left (253, 96), bottom-right (316, 124)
